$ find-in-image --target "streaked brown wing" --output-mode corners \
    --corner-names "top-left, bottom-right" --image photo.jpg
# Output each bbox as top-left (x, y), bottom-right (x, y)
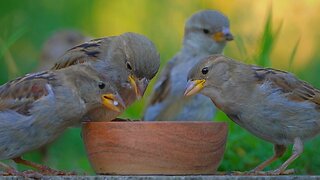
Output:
top-left (253, 67), bottom-right (320, 106)
top-left (51, 38), bottom-right (108, 70)
top-left (0, 71), bottom-right (56, 115)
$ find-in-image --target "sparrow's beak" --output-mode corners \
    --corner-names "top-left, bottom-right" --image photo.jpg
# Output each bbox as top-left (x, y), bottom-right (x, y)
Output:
top-left (101, 93), bottom-right (126, 112)
top-left (213, 27), bottom-right (234, 42)
top-left (128, 75), bottom-right (149, 99)
top-left (184, 79), bottom-right (206, 96)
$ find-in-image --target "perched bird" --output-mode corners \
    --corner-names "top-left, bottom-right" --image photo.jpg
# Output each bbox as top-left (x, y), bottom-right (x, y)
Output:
top-left (38, 30), bottom-right (90, 71)
top-left (37, 29), bottom-right (90, 163)
top-left (52, 32), bottom-right (160, 121)
top-left (185, 54), bottom-right (320, 174)
top-left (0, 64), bottom-right (125, 175)
top-left (144, 10), bottom-right (233, 121)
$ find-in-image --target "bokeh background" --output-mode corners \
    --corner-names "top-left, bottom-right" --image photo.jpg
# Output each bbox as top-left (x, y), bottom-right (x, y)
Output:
top-left (1, 0), bottom-right (320, 175)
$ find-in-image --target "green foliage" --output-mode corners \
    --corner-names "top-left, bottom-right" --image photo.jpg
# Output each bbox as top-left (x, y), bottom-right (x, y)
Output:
top-left (0, 27), bottom-right (27, 79)
top-left (288, 38), bottom-right (300, 72)
top-left (254, 8), bottom-right (282, 67)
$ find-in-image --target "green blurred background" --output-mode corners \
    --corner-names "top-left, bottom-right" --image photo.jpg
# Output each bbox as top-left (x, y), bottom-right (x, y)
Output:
top-left (1, 0), bottom-right (320, 175)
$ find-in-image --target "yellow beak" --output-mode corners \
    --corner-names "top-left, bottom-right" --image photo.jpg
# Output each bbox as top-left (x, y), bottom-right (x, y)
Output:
top-left (184, 79), bottom-right (206, 96)
top-left (128, 75), bottom-right (148, 99)
top-left (213, 28), bottom-right (234, 42)
top-left (128, 75), bottom-right (140, 99)
top-left (101, 93), bottom-right (126, 112)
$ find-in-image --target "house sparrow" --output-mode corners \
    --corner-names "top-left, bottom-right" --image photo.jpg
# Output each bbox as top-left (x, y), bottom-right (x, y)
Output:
top-left (37, 30), bottom-right (91, 163)
top-left (0, 64), bottom-right (125, 175)
top-left (38, 30), bottom-right (90, 71)
top-left (185, 54), bottom-right (320, 175)
top-left (144, 10), bottom-right (233, 121)
top-left (52, 32), bottom-right (160, 121)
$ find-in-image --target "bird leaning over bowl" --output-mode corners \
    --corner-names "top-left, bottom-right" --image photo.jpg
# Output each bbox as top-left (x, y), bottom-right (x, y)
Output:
top-left (184, 54), bottom-right (320, 175)
top-left (52, 32), bottom-right (160, 121)
top-left (144, 10), bottom-right (233, 121)
top-left (0, 64), bottom-right (126, 176)
top-left (38, 29), bottom-right (90, 71)
top-left (37, 29), bottom-right (91, 163)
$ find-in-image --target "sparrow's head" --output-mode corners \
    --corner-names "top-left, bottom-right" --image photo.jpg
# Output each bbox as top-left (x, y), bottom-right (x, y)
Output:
top-left (184, 54), bottom-right (231, 97)
top-left (72, 66), bottom-right (126, 113)
top-left (54, 32), bottom-right (160, 103)
top-left (183, 10), bottom-right (233, 54)
top-left (111, 32), bottom-right (160, 99)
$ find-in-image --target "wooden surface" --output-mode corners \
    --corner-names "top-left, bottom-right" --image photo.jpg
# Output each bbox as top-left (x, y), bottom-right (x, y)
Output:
top-left (15, 176), bottom-right (320, 180)
top-left (82, 121), bottom-right (228, 175)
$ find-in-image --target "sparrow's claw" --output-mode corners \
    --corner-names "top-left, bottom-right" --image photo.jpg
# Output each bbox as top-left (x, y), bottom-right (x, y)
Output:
top-left (231, 168), bottom-right (295, 176)
top-left (39, 167), bottom-right (77, 176)
top-left (269, 168), bottom-right (295, 175)
top-left (12, 157), bottom-right (78, 176)
top-left (0, 168), bottom-right (43, 179)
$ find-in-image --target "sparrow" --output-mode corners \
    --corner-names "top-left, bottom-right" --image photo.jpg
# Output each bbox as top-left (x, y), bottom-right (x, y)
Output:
top-left (184, 54), bottom-right (320, 174)
top-left (144, 10), bottom-right (233, 121)
top-left (0, 64), bottom-right (125, 175)
top-left (52, 32), bottom-right (160, 121)
top-left (37, 29), bottom-right (91, 163)
top-left (38, 30), bottom-right (90, 71)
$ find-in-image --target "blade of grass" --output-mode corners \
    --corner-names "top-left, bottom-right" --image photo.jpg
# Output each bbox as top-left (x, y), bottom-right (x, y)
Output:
top-left (0, 27), bottom-right (28, 79)
top-left (0, 27), bottom-right (27, 58)
top-left (1, 47), bottom-right (18, 79)
top-left (255, 7), bottom-right (283, 67)
top-left (288, 37), bottom-right (300, 72)
top-left (234, 36), bottom-right (249, 62)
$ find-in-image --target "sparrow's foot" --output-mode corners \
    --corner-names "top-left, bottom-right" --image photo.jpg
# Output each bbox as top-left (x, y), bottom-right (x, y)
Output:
top-left (0, 168), bottom-right (43, 179)
top-left (269, 168), bottom-right (295, 175)
top-left (231, 169), bottom-right (295, 176)
top-left (12, 157), bottom-right (77, 176)
top-left (39, 166), bottom-right (77, 176)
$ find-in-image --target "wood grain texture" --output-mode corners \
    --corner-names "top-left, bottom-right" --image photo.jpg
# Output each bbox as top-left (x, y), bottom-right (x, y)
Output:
top-left (82, 121), bottom-right (228, 175)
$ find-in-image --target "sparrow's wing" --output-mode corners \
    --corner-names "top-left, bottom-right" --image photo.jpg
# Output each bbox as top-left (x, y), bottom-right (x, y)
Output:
top-left (147, 56), bottom-right (179, 106)
top-left (0, 72), bottom-right (57, 116)
top-left (253, 67), bottom-right (320, 106)
top-left (51, 37), bottom-right (112, 70)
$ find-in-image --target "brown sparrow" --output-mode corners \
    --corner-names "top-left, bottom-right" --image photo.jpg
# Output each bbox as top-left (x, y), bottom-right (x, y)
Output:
top-left (185, 54), bottom-right (320, 174)
top-left (52, 32), bottom-right (160, 121)
top-left (0, 64), bottom-right (125, 176)
top-left (144, 10), bottom-right (233, 121)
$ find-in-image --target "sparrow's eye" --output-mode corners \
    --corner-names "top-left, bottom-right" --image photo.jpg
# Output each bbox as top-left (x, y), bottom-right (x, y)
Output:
top-left (201, 67), bottom-right (209, 75)
top-left (98, 82), bottom-right (106, 89)
top-left (203, 29), bottom-right (210, 34)
top-left (126, 62), bottom-right (132, 70)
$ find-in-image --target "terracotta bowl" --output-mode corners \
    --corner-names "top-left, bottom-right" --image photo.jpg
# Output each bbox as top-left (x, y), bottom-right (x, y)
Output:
top-left (82, 121), bottom-right (228, 175)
